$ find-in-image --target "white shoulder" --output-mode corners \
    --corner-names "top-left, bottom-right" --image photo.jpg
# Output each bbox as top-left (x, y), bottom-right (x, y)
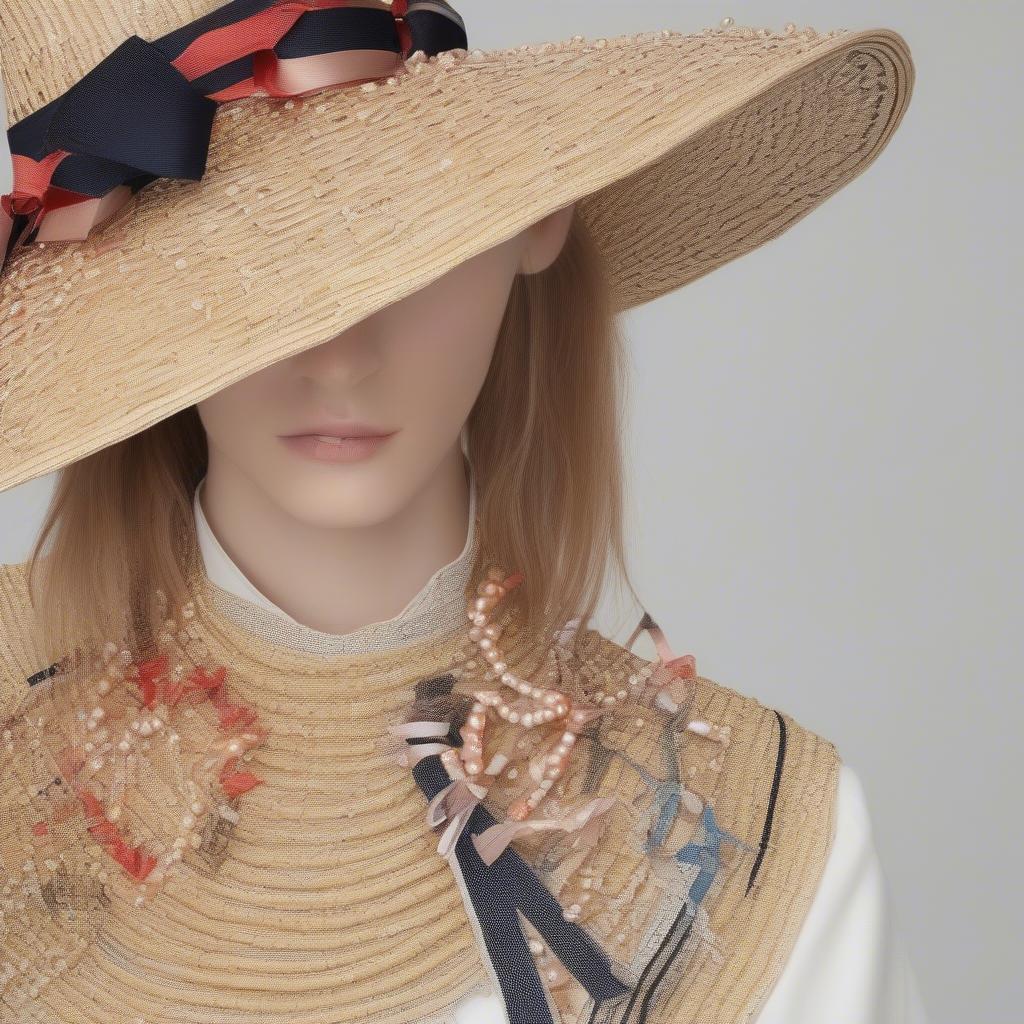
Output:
top-left (753, 763), bottom-right (930, 1023)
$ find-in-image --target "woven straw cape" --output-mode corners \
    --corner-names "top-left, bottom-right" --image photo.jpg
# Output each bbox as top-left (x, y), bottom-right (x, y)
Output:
top-left (0, 549), bottom-right (845, 1024)
top-left (0, 1), bottom-right (913, 494)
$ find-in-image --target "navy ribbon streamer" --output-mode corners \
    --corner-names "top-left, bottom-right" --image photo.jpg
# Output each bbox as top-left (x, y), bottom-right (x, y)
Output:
top-left (412, 752), bottom-right (630, 1024)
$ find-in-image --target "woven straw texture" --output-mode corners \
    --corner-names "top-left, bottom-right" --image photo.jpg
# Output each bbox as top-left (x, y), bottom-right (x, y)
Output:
top-left (0, 3), bottom-right (913, 493)
top-left (0, 556), bottom-right (839, 1023)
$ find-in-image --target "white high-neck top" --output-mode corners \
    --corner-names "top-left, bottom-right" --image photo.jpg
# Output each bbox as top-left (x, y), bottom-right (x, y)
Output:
top-left (192, 477), bottom-right (928, 1024)
top-left (193, 463), bottom-right (479, 653)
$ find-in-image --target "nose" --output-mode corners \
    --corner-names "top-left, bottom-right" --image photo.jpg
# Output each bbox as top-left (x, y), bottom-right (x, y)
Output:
top-left (293, 323), bottom-right (381, 391)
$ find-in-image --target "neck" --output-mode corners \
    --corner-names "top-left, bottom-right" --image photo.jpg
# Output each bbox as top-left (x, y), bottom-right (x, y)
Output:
top-left (197, 444), bottom-right (475, 635)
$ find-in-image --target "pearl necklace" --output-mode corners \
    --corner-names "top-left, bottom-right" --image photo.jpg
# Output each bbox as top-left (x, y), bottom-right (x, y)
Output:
top-left (461, 566), bottom-right (654, 820)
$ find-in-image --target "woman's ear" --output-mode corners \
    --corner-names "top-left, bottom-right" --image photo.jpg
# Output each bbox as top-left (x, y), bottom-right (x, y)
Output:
top-left (518, 202), bottom-right (576, 275)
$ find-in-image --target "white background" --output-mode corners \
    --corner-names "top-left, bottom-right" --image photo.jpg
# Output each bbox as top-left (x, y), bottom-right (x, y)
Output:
top-left (1, 3), bottom-right (1020, 1021)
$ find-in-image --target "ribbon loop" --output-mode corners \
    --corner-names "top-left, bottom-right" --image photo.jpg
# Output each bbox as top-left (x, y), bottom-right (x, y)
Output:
top-left (426, 776), bottom-right (488, 858)
top-left (471, 794), bottom-right (617, 867)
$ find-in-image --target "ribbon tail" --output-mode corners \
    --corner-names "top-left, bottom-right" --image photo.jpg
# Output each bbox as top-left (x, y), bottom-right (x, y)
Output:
top-left (414, 755), bottom-right (557, 1024)
top-left (469, 812), bottom-right (630, 1010)
top-left (413, 755), bottom-right (629, 1022)
top-left (436, 804), bottom-right (475, 860)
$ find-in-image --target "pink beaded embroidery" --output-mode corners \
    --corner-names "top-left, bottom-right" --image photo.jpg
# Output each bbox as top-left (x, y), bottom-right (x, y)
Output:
top-left (457, 567), bottom-right (702, 863)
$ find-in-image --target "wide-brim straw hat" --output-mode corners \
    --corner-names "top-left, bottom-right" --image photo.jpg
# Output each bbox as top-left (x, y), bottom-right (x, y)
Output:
top-left (0, 1), bottom-right (914, 494)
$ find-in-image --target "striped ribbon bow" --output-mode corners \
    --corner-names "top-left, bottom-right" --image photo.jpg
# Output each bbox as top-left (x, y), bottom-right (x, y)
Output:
top-left (1, 0), bottom-right (467, 272)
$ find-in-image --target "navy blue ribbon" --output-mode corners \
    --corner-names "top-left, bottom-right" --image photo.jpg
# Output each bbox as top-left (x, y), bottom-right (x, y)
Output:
top-left (45, 35), bottom-right (218, 185)
top-left (411, 752), bottom-right (630, 1024)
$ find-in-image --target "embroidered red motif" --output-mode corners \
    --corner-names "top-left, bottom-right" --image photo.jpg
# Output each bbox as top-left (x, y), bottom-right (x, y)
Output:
top-left (47, 646), bottom-right (268, 895)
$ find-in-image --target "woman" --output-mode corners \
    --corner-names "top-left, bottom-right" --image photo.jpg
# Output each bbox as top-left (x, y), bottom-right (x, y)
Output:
top-left (0, 2), bottom-right (924, 1022)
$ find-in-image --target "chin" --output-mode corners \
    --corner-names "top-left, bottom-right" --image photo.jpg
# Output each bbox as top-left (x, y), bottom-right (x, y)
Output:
top-left (267, 469), bottom-right (408, 530)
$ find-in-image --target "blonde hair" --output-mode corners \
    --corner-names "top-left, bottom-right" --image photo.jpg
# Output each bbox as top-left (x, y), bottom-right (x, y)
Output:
top-left (26, 209), bottom-right (640, 660)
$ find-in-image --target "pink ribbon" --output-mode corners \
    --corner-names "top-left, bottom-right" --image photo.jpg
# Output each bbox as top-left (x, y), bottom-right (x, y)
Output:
top-left (472, 795), bottom-right (618, 867)
top-left (426, 775), bottom-right (490, 859)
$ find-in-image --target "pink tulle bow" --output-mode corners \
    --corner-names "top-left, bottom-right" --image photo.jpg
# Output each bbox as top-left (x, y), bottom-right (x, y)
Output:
top-left (471, 795), bottom-right (618, 867)
top-left (427, 776), bottom-right (490, 859)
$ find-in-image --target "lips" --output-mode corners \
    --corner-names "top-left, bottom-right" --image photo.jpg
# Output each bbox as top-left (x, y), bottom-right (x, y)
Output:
top-left (281, 422), bottom-right (395, 439)
top-left (303, 433), bottom-right (389, 445)
top-left (278, 427), bottom-right (397, 464)
top-left (296, 432), bottom-right (394, 442)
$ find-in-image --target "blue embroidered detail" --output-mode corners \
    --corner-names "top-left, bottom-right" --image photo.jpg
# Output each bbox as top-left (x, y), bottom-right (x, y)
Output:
top-left (674, 803), bottom-right (750, 906)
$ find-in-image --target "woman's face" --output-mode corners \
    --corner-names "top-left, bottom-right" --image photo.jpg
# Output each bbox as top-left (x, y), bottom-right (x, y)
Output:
top-left (196, 204), bottom-right (574, 528)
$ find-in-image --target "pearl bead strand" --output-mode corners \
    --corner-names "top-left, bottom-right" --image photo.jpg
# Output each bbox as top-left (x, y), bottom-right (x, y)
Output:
top-left (463, 567), bottom-right (651, 822)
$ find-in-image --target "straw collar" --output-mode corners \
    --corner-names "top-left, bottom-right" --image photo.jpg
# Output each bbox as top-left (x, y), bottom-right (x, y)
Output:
top-left (0, 550), bottom-right (843, 1023)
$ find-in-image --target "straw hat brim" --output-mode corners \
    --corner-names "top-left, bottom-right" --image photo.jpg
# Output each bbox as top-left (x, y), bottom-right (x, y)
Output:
top-left (0, 24), bottom-right (913, 493)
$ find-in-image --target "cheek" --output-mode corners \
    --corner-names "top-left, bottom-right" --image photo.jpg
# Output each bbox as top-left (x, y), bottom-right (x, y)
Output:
top-left (195, 367), bottom-right (283, 459)
top-left (376, 326), bottom-right (492, 481)
top-left (393, 326), bottom-right (495, 419)
top-left (384, 253), bottom-right (513, 433)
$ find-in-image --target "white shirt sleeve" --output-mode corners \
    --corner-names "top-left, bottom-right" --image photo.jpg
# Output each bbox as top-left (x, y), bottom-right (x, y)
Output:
top-left (754, 762), bottom-right (929, 1024)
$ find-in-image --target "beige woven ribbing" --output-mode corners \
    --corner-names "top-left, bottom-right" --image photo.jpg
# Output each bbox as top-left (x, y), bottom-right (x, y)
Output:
top-left (0, 2), bottom-right (913, 493)
top-left (0, 558), bottom-right (839, 1024)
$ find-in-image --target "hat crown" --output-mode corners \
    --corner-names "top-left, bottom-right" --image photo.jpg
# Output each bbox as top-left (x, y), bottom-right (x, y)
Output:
top-left (1, 0), bottom-right (401, 127)
top-left (0, 0), bottom-right (221, 126)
